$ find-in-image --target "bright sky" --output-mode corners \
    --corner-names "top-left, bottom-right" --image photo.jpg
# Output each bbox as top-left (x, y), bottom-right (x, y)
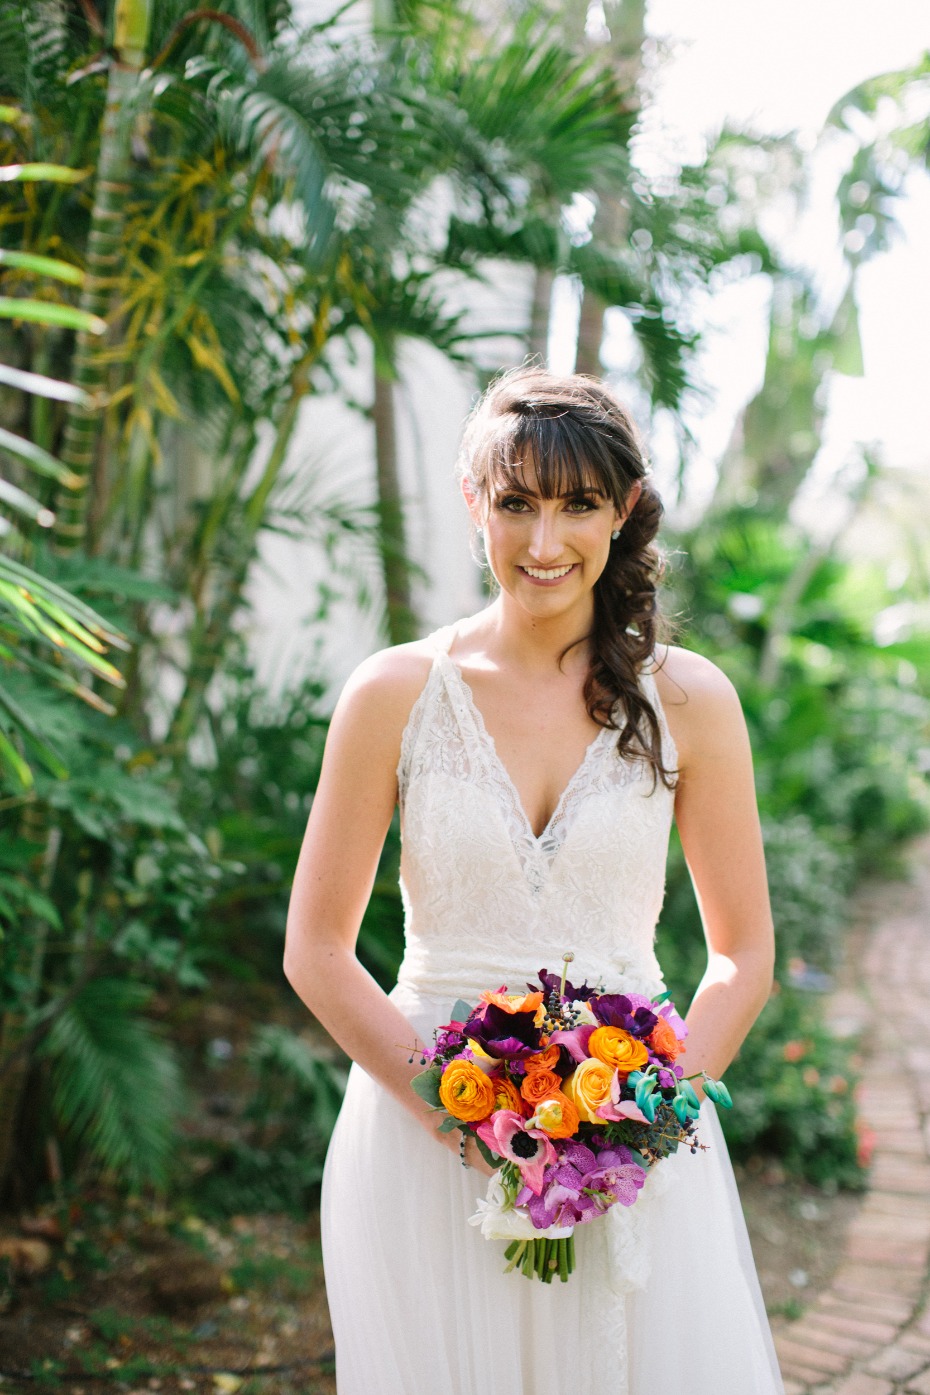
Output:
top-left (615, 0), bottom-right (930, 522)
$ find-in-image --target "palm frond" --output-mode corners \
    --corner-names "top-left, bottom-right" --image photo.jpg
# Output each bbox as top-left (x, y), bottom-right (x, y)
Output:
top-left (40, 977), bottom-right (186, 1189)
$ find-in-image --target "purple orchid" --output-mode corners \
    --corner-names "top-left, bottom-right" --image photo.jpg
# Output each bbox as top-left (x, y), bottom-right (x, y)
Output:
top-left (583, 1146), bottom-right (647, 1210)
top-left (534, 968), bottom-right (596, 1003)
top-left (591, 992), bottom-right (658, 1039)
top-left (515, 1139), bottom-right (647, 1228)
top-left (475, 1110), bottom-right (556, 1195)
top-left (657, 1000), bottom-right (689, 1042)
top-left (464, 1002), bottom-right (543, 1060)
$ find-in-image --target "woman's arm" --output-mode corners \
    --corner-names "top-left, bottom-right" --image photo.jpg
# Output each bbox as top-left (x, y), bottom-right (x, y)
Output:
top-left (656, 648), bottom-right (775, 1084)
top-left (284, 646), bottom-right (472, 1160)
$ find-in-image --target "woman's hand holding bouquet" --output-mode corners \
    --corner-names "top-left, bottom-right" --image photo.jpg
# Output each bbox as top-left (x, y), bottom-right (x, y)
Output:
top-left (411, 954), bottom-right (731, 1283)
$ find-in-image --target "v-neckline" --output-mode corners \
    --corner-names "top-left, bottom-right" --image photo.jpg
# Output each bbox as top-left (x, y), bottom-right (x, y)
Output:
top-left (437, 648), bottom-right (612, 845)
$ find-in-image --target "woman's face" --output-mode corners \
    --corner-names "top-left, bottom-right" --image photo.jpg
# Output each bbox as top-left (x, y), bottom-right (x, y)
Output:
top-left (465, 461), bottom-right (641, 622)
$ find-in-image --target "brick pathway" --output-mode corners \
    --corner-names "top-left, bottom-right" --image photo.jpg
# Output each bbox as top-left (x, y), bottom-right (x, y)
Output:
top-left (774, 840), bottom-right (930, 1395)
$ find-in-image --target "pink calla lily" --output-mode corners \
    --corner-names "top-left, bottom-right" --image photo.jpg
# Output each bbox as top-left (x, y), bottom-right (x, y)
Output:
top-left (549, 1024), bottom-right (595, 1064)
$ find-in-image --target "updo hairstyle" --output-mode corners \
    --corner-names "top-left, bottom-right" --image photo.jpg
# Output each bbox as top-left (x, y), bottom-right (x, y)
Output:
top-left (457, 366), bottom-right (676, 790)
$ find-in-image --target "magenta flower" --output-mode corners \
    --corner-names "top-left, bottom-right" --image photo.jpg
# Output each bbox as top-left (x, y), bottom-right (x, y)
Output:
top-left (549, 1023), bottom-right (595, 1063)
top-left (657, 1000), bottom-right (688, 1042)
top-left (584, 1146), bottom-right (647, 1209)
top-left (475, 1110), bottom-right (557, 1195)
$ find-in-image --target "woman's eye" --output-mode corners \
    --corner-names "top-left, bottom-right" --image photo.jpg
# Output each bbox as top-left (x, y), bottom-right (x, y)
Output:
top-left (565, 497), bottom-right (598, 513)
top-left (497, 496), bottom-right (532, 513)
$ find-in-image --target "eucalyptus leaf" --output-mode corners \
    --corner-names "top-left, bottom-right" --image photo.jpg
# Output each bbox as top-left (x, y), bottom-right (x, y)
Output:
top-left (410, 1064), bottom-right (442, 1108)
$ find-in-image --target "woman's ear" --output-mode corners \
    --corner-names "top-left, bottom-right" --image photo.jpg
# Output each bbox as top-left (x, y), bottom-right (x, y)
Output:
top-left (614, 479), bottom-right (643, 532)
top-left (460, 473), bottom-right (484, 527)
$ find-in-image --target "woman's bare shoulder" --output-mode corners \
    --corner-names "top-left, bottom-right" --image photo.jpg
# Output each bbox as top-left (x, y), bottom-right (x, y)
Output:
top-left (336, 639), bottom-right (438, 730)
top-left (650, 644), bottom-right (747, 763)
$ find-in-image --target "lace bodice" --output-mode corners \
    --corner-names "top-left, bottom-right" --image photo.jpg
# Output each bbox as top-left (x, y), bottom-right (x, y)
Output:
top-left (395, 625), bottom-right (678, 1003)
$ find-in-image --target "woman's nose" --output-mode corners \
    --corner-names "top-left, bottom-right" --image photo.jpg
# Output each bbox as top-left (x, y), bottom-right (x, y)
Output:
top-left (527, 510), bottom-right (563, 563)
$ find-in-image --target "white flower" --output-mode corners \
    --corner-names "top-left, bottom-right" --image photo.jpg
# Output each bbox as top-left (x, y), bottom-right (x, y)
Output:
top-left (468, 1173), bottom-right (573, 1241)
top-left (574, 1002), bottom-right (597, 1025)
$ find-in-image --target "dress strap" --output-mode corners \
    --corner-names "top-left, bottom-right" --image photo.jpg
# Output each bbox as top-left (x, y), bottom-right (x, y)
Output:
top-left (424, 622), bottom-right (458, 656)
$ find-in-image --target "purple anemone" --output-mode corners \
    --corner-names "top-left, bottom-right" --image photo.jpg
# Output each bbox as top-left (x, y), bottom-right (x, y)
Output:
top-left (591, 992), bottom-right (658, 1038)
top-left (534, 968), bottom-right (596, 1003)
top-left (464, 1002), bottom-right (543, 1060)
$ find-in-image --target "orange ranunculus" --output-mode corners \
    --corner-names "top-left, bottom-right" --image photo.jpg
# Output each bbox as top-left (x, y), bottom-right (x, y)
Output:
top-left (648, 1016), bottom-right (684, 1062)
top-left (520, 1068), bottom-right (563, 1106)
top-left (439, 1060), bottom-right (497, 1123)
top-left (588, 1026), bottom-right (649, 1076)
top-left (562, 1058), bottom-right (615, 1123)
top-left (524, 1043), bottom-right (561, 1074)
top-left (480, 990), bottom-right (545, 1024)
top-left (491, 1075), bottom-right (525, 1115)
top-left (529, 1092), bottom-right (580, 1140)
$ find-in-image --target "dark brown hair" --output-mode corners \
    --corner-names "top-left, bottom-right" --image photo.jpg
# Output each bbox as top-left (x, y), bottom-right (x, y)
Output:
top-left (458, 365), bottom-right (676, 789)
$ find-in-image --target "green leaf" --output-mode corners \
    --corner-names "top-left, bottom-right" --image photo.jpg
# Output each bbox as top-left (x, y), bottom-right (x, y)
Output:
top-left (0, 475), bottom-right (54, 526)
top-left (0, 163), bottom-right (88, 184)
top-left (437, 1115), bottom-right (458, 1133)
top-left (449, 998), bottom-right (473, 1023)
top-left (0, 298), bottom-right (105, 333)
top-left (0, 725), bottom-right (32, 790)
top-left (410, 1064), bottom-right (442, 1108)
top-left (0, 363), bottom-right (90, 404)
top-left (0, 426), bottom-right (80, 485)
top-left (475, 1136), bottom-right (499, 1169)
top-left (0, 249), bottom-right (83, 284)
top-left (39, 979), bottom-right (186, 1188)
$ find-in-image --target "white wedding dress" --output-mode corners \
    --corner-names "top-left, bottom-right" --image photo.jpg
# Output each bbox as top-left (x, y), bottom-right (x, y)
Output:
top-left (321, 625), bottom-right (784, 1394)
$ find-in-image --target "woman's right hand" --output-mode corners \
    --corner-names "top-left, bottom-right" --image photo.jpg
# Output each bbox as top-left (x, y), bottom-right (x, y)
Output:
top-left (460, 1132), bottom-right (496, 1177)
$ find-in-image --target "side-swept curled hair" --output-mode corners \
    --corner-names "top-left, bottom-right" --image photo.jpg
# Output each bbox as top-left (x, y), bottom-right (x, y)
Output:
top-left (457, 366), bottom-right (676, 789)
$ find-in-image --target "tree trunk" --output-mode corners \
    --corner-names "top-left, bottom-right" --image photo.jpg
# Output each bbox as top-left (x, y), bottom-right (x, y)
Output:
top-left (52, 0), bottom-right (153, 555)
top-left (527, 268), bottom-right (554, 364)
top-left (574, 286), bottom-right (606, 376)
top-left (372, 354), bottom-right (417, 645)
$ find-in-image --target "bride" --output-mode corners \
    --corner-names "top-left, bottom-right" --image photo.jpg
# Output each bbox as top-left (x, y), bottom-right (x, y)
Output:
top-left (284, 367), bottom-right (784, 1393)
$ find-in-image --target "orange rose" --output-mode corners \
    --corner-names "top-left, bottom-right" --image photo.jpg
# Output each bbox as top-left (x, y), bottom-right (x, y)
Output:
top-left (520, 1069), bottom-right (563, 1106)
top-left (491, 1075), bottom-right (525, 1115)
top-left (648, 1017), bottom-right (684, 1062)
top-left (588, 1026), bottom-right (648, 1076)
top-left (562, 1057), bottom-right (615, 1123)
top-left (439, 1060), bottom-right (497, 1123)
top-left (528, 1092), bottom-right (580, 1139)
top-left (524, 1044), bottom-right (561, 1074)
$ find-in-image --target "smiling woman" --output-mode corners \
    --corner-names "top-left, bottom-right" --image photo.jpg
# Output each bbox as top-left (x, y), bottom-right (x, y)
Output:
top-left (284, 366), bottom-right (782, 1393)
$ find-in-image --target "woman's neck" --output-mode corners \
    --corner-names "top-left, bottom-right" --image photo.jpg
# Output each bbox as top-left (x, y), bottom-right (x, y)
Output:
top-left (458, 595), bottom-right (595, 677)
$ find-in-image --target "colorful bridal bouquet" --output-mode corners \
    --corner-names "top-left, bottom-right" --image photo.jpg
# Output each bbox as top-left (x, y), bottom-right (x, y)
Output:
top-left (411, 954), bottom-right (731, 1284)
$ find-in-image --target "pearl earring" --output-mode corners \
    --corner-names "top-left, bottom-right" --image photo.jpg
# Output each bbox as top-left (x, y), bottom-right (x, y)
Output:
top-left (611, 528), bottom-right (621, 540)
top-left (476, 525), bottom-right (484, 536)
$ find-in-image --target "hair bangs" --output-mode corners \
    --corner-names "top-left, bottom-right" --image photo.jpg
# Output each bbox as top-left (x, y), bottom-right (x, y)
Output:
top-left (482, 411), bottom-right (622, 504)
